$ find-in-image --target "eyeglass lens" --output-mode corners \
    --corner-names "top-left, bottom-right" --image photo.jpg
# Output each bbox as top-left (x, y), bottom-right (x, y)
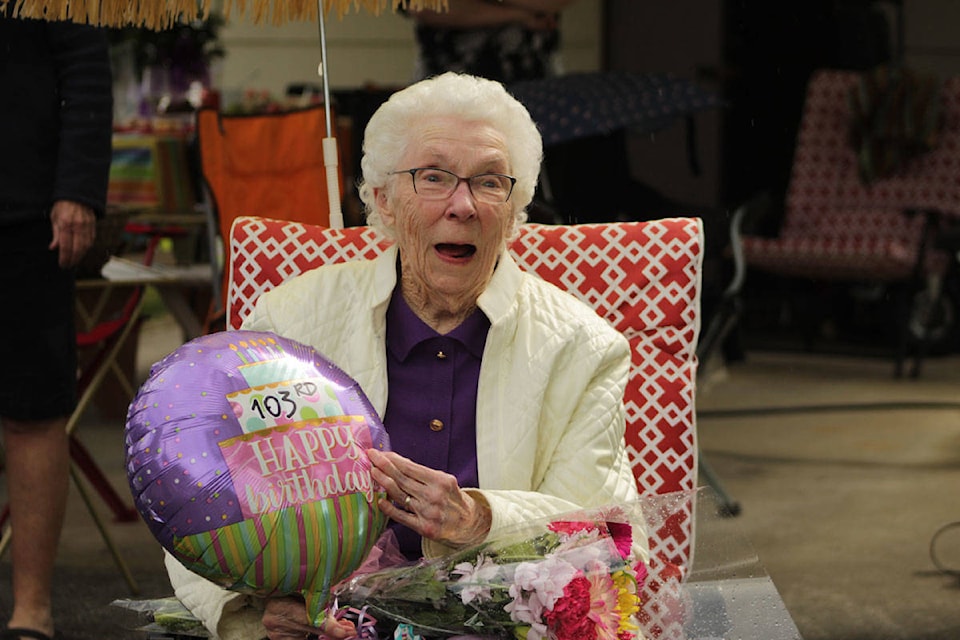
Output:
top-left (412, 168), bottom-right (513, 203)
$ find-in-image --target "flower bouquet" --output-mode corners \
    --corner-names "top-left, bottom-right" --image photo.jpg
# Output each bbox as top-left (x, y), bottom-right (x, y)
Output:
top-left (332, 502), bottom-right (650, 640)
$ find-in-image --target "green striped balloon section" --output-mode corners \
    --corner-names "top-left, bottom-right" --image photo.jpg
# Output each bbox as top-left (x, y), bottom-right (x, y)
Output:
top-left (173, 492), bottom-right (387, 624)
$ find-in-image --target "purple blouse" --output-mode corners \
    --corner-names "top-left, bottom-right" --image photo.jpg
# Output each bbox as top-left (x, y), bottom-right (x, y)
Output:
top-left (383, 288), bottom-right (490, 559)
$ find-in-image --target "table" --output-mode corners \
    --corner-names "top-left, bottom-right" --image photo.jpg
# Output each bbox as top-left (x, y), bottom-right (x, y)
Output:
top-left (88, 255), bottom-right (214, 340)
top-left (685, 577), bottom-right (802, 639)
top-left (681, 488), bottom-right (804, 639)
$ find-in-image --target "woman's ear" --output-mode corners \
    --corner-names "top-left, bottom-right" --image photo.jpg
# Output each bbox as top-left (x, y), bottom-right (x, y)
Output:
top-left (375, 187), bottom-right (395, 227)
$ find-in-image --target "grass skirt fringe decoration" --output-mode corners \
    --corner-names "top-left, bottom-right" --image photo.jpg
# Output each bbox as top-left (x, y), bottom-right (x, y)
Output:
top-left (3, 0), bottom-right (447, 30)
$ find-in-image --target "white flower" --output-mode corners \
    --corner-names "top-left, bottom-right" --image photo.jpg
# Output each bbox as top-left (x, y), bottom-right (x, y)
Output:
top-left (452, 555), bottom-right (501, 605)
top-left (504, 586), bottom-right (549, 640)
top-left (511, 557), bottom-right (578, 611)
top-left (554, 537), bottom-right (615, 571)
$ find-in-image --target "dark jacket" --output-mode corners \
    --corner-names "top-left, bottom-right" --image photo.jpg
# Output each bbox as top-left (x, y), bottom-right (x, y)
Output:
top-left (0, 15), bottom-right (113, 225)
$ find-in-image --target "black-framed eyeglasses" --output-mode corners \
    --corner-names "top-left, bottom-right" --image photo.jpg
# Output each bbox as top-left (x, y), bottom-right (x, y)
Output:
top-left (390, 167), bottom-right (517, 204)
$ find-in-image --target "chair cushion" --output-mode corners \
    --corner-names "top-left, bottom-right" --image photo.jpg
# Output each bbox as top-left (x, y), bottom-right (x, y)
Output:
top-left (742, 207), bottom-right (935, 281)
top-left (228, 216), bottom-right (704, 639)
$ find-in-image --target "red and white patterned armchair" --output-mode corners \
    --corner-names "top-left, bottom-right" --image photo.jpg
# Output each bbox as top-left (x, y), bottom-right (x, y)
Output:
top-left (227, 216), bottom-right (703, 639)
top-left (740, 69), bottom-right (960, 376)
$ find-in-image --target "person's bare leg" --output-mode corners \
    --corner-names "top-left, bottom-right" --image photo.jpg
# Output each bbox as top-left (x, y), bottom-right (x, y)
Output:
top-left (2, 415), bottom-right (70, 638)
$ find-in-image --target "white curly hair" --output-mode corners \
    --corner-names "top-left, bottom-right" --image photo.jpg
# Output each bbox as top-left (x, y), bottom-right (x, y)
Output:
top-left (357, 72), bottom-right (543, 240)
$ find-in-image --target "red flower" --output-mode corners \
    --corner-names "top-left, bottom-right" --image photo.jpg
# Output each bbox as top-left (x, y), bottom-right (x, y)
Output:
top-left (544, 575), bottom-right (595, 640)
top-left (549, 521), bottom-right (602, 537)
top-left (547, 519), bottom-right (633, 561)
top-left (606, 521), bottom-right (633, 560)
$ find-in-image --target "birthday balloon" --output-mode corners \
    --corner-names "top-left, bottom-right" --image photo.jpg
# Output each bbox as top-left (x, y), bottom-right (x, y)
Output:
top-left (125, 330), bottom-right (390, 624)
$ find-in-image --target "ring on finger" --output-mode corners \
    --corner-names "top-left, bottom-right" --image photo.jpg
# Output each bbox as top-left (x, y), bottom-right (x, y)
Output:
top-left (404, 494), bottom-right (412, 509)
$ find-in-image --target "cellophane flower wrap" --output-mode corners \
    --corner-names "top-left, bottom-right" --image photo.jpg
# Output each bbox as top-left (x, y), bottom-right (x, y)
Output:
top-left (333, 502), bottom-right (650, 640)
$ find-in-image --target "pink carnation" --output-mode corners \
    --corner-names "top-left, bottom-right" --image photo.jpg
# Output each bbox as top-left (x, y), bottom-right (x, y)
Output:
top-left (544, 575), bottom-right (594, 640)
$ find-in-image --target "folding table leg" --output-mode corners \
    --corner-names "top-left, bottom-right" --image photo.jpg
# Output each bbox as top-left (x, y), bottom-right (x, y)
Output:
top-left (64, 297), bottom-right (146, 521)
top-left (69, 463), bottom-right (140, 594)
top-left (65, 296), bottom-right (146, 437)
top-left (69, 435), bottom-right (138, 522)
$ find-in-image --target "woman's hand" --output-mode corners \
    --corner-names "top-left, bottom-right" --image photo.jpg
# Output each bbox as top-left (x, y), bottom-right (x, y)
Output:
top-left (367, 448), bottom-right (492, 548)
top-left (48, 200), bottom-right (96, 268)
top-left (261, 597), bottom-right (356, 640)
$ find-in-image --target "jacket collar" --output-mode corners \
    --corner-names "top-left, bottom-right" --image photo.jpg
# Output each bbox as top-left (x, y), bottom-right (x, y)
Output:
top-left (478, 245), bottom-right (523, 326)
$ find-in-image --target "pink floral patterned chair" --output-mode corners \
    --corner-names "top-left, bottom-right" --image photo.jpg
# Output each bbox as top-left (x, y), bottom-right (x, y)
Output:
top-left (740, 69), bottom-right (960, 376)
top-left (227, 216), bottom-right (704, 639)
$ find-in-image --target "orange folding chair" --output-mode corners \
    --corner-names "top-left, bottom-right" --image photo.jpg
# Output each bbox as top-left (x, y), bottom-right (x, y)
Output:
top-left (195, 105), bottom-right (344, 332)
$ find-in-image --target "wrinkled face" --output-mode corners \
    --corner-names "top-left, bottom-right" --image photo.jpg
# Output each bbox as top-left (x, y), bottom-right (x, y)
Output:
top-left (376, 116), bottom-right (514, 304)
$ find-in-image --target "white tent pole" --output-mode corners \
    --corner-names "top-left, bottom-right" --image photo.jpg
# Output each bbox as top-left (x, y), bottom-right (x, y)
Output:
top-left (317, 0), bottom-right (344, 229)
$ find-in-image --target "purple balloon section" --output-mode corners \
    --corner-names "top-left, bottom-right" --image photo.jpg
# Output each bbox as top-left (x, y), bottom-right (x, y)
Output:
top-left (125, 330), bottom-right (390, 551)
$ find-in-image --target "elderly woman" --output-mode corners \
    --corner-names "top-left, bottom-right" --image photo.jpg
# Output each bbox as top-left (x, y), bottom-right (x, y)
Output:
top-left (166, 72), bottom-right (642, 640)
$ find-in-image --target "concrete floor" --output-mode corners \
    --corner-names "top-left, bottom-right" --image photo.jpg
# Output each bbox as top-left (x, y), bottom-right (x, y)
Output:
top-left (697, 349), bottom-right (960, 640)
top-left (2, 313), bottom-right (960, 639)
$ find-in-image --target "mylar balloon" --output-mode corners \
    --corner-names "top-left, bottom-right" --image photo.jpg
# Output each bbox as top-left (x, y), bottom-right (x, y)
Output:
top-left (125, 330), bottom-right (390, 624)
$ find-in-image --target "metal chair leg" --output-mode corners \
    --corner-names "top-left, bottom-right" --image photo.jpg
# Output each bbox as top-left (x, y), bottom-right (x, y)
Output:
top-left (695, 203), bottom-right (749, 518)
top-left (699, 454), bottom-right (741, 517)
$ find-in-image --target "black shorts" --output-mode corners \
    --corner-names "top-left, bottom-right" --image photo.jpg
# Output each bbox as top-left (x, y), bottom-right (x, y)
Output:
top-left (0, 221), bottom-right (78, 422)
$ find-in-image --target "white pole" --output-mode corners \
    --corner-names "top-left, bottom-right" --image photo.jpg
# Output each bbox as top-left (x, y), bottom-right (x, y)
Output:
top-left (317, 0), bottom-right (344, 229)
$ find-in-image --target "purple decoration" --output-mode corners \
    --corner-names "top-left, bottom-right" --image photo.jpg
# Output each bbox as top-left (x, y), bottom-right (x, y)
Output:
top-left (125, 330), bottom-right (390, 550)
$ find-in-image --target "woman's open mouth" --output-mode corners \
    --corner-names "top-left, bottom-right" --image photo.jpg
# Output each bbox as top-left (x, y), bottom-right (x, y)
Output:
top-left (435, 243), bottom-right (476, 259)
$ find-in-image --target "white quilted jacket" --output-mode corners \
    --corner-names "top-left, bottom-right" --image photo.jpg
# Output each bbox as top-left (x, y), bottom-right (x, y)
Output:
top-left (166, 245), bottom-right (642, 639)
